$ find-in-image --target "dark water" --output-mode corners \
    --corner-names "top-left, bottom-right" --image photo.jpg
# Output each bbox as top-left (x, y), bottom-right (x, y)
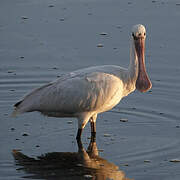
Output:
top-left (0, 0), bottom-right (180, 179)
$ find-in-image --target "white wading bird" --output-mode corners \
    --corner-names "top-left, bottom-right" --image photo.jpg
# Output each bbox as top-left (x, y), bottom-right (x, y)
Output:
top-left (12, 24), bottom-right (152, 141)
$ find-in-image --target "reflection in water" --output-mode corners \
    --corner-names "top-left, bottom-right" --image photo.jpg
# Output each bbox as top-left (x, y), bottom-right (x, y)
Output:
top-left (12, 139), bottom-right (132, 180)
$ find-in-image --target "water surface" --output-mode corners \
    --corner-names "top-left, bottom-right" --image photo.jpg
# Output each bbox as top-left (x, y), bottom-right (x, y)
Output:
top-left (0, 0), bottom-right (180, 180)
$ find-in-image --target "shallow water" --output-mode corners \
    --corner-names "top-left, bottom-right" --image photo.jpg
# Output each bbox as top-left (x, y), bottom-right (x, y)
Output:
top-left (0, 0), bottom-right (180, 180)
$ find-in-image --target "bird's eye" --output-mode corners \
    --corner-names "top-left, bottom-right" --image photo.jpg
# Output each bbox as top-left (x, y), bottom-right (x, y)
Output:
top-left (138, 33), bottom-right (141, 36)
top-left (144, 32), bottom-right (146, 36)
top-left (132, 33), bottom-right (135, 37)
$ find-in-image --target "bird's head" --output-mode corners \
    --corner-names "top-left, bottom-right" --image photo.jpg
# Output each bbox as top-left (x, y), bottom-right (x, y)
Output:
top-left (132, 24), bottom-right (146, 40)
top-left (131, 24), bottom-right (152, 93)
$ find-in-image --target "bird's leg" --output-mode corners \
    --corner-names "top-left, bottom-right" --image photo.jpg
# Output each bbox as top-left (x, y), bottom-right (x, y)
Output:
top-left (77, 114), bottom-right (91, 141)
top-left (90, 121), bottom-right (96, 141)
top-left (76, 128), bottom-right (82, 142)
top-left (76, 136), bottom-right (83, 150)
top-left (76, 114), bottom-right (97, 142)
top-left (90, 114), bottom-right (97, 142)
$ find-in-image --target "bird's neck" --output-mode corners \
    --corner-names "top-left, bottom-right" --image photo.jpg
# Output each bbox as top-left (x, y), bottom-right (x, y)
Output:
top-left (128, 39), bottom-right (139, 81)
top-left (123, 39), bottom-right (139, 96)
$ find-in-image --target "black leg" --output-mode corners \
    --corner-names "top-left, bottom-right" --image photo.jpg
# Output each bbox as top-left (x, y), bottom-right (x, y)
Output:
top-left (76, 137), bottom-right (83, 150)
top-left (76, 128), bottom-right (82, 142)
top-left (90, 121), bottom-right (96, 141)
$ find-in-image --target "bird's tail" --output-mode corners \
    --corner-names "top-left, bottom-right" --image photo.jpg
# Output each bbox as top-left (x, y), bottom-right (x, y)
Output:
top-left (11, 100), bottom-right (24, 118)
top-left (11, 108), bottom-right (21, 118)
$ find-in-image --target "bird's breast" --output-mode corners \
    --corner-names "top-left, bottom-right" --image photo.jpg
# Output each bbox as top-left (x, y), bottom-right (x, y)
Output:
top-left (82, 72), bottom-right (123, 113)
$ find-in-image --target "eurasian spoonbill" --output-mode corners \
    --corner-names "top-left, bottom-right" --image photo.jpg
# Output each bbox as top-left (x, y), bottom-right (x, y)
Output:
top-left (12, 24), bottom-right (152, 141)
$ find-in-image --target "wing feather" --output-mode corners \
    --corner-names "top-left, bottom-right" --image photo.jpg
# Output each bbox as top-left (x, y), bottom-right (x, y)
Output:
top-left (13, 66), bottom-right (124, 117)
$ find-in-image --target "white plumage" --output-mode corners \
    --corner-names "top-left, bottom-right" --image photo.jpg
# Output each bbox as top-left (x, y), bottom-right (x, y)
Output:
top-left (12, 24), bottom-right (152, 140)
